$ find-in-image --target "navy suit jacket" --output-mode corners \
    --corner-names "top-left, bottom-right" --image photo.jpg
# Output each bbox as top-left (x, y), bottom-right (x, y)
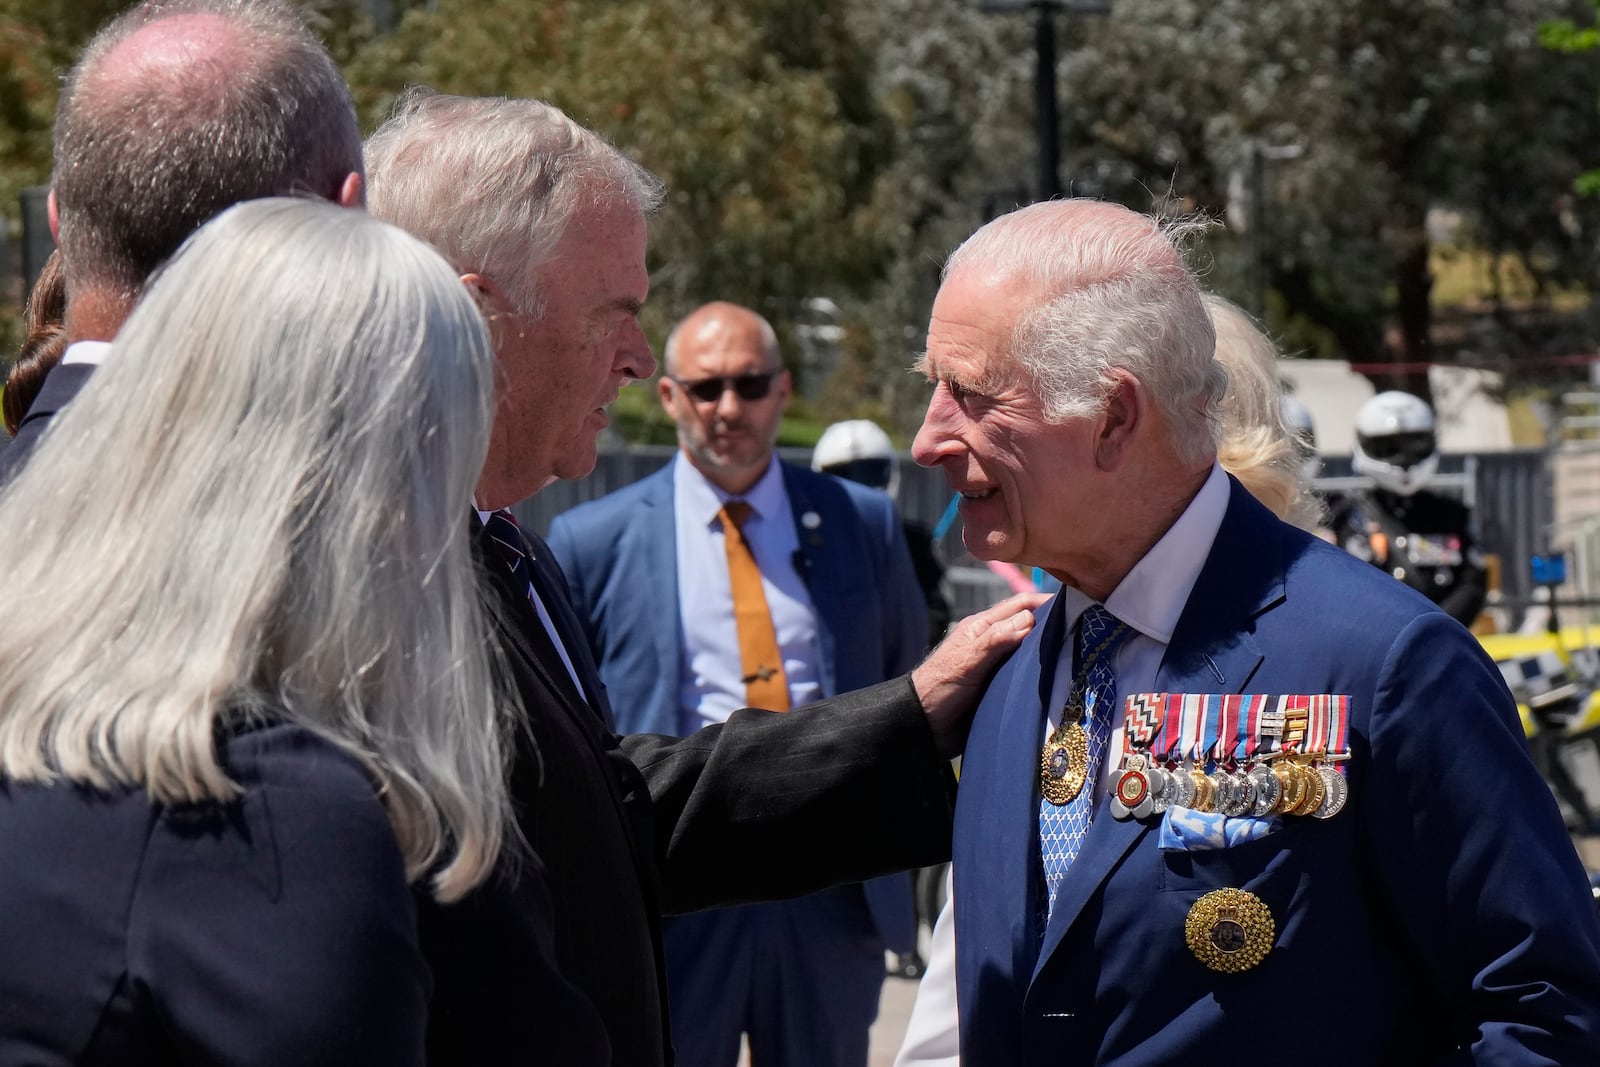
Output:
top-left (548, 460), bottom-right (930, 951)
top-left (0, 361), bottom-right (94, 483)
top-left (0, 724), bottom-right (429, 1066)
top-left (954, 479), bottom-right (1600, 1065)
top-left (421, 517), bottom-right (956, 1066)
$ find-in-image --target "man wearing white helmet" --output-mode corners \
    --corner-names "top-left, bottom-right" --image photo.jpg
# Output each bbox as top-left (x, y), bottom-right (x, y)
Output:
top-left (814, 418), bottom-right (953, 648)
top-left (1330, 390), bottom-right (1487, 626)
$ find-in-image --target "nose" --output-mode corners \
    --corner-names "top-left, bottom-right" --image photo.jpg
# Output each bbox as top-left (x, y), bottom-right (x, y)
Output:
top-left (713, 380), bottom-right (744, 420)
top-left (617, 322), bottom-right (655, 382)
top-left (911, 386), bottom-right (959, 468)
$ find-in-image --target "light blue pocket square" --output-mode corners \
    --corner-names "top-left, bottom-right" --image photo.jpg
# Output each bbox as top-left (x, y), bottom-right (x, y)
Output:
top-left (1157, 806), bottom-right (1281, 851)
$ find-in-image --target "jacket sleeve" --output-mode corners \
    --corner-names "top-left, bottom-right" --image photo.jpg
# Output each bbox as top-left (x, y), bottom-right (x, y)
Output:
top-left (1361, 612), bottom-right (1600, 1061)
top-left (620, 677), bottom-right (957, 914)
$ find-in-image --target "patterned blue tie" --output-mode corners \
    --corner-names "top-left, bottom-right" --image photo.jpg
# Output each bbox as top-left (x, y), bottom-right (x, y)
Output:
top-left (1039, 604), bottom-right (1132, 925)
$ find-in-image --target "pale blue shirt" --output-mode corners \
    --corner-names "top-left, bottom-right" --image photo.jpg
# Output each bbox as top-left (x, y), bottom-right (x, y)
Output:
top-left (895, 462), bottom-right (1231, 1067)
top-left (673, 451), bottom-right (822, 734)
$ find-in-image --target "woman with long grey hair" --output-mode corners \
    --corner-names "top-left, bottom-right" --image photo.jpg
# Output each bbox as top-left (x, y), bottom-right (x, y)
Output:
top-left (0, 198), bottom-right (515, 1063)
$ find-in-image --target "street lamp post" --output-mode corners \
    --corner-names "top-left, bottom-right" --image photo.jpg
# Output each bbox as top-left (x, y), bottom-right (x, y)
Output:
top-left (983, 0), bottom-right (1112, 203)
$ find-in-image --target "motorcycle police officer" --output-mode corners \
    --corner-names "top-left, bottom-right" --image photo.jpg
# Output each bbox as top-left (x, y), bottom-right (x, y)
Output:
top-left (1330, 390), bottom-right (1488, 626)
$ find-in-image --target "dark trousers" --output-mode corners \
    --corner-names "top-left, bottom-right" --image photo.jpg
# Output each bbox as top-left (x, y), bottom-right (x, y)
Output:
top-left (663, 887), bottom-right (884, 1067)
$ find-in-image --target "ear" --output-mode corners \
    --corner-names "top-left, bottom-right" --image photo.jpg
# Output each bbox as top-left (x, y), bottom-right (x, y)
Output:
top-left (657, 374), bottom-right (676, 412)
top-left (774, 368), bottom-right (794, 411)
top-left (337, 171), bottom-right (364, 209)
top-left (47, 189), bottom-right (59, 242)
top-left (460, 272), bottom-right (509, 313)
top-left (1094, 369), bottom-right (1143, 470)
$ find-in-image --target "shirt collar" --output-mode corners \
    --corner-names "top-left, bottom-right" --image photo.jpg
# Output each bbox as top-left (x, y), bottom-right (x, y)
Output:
top-left (675, 450), bottom-right (786, 526)
top-left (1054, 462), bottom-right (1230, 645)
top-left (60, 340), bottom-right (112, 367)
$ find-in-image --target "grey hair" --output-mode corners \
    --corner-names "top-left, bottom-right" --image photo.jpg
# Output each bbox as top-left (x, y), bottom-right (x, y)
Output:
top-left (945, 199), bottom-right (1226, 465)
top-left (0, 198), bottom-right (510, 903)
top-left (365, 87), bottom-right (666, 316)
top-left (1205, 293), bottom-right (1325, 531)
top-left (662, 302), bottom-right (781, 377)
top-left (53, 0), bottom-right (362, 304)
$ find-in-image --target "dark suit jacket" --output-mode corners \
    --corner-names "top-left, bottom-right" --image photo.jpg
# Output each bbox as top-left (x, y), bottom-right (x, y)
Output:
top-left (953, 478), bottom-right (1600, 1064)
top-left (547, 460), bottom-right (929, 952)
top-left (416, 518), bottom-right (957, 1066)
top-left (0, 361), bottom-right (94, 483)
top-left (0, 724), bottom-right (429, 1066)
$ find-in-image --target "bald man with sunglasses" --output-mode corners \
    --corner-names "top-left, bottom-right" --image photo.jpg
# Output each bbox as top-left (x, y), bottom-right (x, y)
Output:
top-left (548, 301), bottom-right (931, 1067)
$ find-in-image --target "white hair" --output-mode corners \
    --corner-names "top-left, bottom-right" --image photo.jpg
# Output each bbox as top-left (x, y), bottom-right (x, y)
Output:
top-left (0, 198), bottom-right (511, 903)
top-left (1205, 293), bottom-right (1325, 531)
top-left (365, 87), bottom-right (665, 316)
top-left (945, 199), bottom-right (1226, 464)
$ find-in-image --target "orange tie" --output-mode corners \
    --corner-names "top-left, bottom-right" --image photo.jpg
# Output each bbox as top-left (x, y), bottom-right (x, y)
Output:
top-left (718, 501), bottom-right (791, 711)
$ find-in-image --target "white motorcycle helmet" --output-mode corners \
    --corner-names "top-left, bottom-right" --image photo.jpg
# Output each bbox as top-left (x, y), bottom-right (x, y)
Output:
top-left (1351, 390), bottom-right (1439, 496)
top-left (812, 419), bottom-right (899, 497)
top-left (1280, 394), bottom-right (1319, 482)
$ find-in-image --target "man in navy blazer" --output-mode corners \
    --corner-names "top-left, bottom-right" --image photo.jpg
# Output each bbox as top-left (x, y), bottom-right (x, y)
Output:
top-left (904, 198), bottom-right (1600, 1064)
top-left (549, 301), bottom-right (929, 1067)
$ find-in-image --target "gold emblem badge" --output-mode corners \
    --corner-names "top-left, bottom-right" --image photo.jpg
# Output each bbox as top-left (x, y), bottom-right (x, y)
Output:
top-left (1185, 888), bottom-right (1275, 974)
top-left (1039, 722), bottom-right (1089, 805)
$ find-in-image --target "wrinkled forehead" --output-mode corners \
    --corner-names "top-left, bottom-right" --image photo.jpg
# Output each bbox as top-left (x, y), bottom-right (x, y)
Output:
top-left (925, 265), bottom-right (1036, 366)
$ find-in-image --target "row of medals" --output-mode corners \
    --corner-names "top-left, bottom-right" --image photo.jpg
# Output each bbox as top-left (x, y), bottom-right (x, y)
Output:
top-left (1108, 751), bottom-right (1348, 821)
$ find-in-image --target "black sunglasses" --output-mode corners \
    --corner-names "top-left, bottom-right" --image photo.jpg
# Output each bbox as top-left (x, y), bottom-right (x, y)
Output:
top-left (669, 371), bottom-right (780, 404)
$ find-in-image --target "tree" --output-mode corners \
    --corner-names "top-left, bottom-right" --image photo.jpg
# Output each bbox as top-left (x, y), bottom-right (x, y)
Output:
top-left (1057, 0), bottom-right (1600, 386)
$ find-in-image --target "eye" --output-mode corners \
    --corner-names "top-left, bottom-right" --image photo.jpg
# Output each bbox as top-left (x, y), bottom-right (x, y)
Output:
top-left (945, 379), bottom-right (969, 401)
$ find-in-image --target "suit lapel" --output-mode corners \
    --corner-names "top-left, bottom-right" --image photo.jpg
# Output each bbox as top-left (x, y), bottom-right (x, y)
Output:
top-left (473, 514), bottom-right (598, 729)
top-left (781, 465), bottom-right (836, 696)
top-left (639, 467), bottom-right (681, 715)
top-left (1032, 479), bottom-right (1288, 974)
top-left (522, 549), bottom-right (600, 714)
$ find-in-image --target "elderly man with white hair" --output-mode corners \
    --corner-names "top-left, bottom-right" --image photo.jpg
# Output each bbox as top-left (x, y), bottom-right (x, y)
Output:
top-left (899, 198), bottom-right (1600, 1065)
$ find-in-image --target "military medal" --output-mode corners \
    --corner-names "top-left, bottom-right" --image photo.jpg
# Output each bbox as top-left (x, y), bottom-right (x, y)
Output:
top-left (1248, 762), bottom-right (1282, 816)
top-left (1108, 691), bottom-right (1354, 822)
top-left (1290, 759), bottom-right (1326, 816)
top-left (1314, 763), bottom-right (1348, 819)
top-left (1185, 887), bottom-right (1276, 973)
top-left (1110, 693), bottom-right (1169, 820)
top-left (1039, 616), bottom-right (1129, 806)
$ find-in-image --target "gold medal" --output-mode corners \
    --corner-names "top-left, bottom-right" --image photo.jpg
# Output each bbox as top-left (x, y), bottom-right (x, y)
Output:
top-left (1190, 768), bottom-right (1215, 813)
top-left (1039, 719), bottom-right (1089, 806)
top-left (1037, 616), bottom-right (1131, 807)
top-left (1290, 761), bottom-right (1326, 816)
top-left (1185, 887), bottom-right (1276, 973)
top-left (1273, 761), bottom-right (1304, 814)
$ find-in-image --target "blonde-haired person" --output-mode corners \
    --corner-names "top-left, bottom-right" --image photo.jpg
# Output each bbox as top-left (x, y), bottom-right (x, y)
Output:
top-left (1205, 292), bottom-right (1324, 532)
top-left (0, 198), bottom-right (526, 1064)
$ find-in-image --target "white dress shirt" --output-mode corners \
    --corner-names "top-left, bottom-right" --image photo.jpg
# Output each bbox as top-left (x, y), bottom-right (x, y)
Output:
top-left (673, 451), bottom-right (822, 733)
top-left (60, 340), bottom-right (112, 366)
top-left (895, 463), bottom-right (1231, 1066)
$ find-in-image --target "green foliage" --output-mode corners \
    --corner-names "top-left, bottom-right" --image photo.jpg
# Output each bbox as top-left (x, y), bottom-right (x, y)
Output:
top-left (1542, 0), bottom-right (1600, 197)
top-left (5, 0), bottom-right (1600, 422)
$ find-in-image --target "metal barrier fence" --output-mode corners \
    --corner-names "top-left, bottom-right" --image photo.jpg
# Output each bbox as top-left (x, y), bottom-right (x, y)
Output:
top-left (520, 445), bottom-right (1555, 629)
